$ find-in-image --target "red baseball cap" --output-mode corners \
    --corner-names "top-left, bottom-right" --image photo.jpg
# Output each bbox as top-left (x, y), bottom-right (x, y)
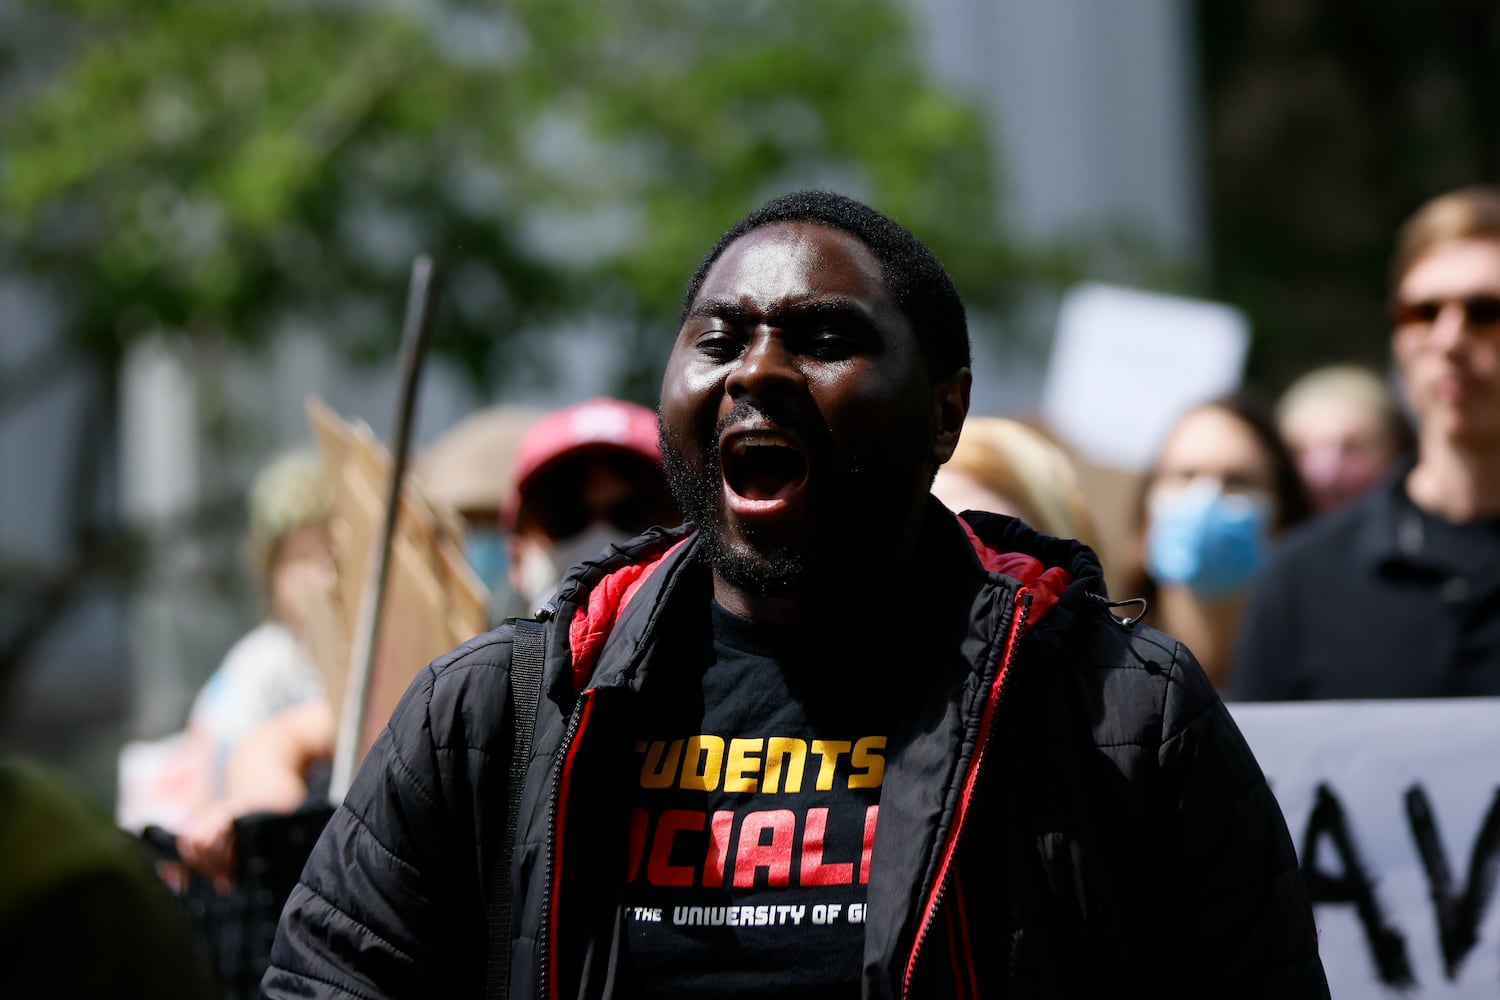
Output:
top-left (506, 398), bottom-right (662, 522)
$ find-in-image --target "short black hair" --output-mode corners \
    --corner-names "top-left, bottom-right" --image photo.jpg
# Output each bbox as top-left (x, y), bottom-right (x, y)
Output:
top-left (679, 191), bottom-right (971, 380)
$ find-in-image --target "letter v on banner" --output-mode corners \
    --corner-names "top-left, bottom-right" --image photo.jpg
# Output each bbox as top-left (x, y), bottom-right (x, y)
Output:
top-left (1405, 785), bottom-right (1500, 981)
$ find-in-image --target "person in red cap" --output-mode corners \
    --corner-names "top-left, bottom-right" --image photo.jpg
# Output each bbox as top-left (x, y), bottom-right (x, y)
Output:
top-left (504, 397), bottom-right (680, 616)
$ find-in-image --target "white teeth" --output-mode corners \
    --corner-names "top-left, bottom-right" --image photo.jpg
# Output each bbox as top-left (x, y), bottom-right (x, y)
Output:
top-left (729, 433), bottom-right (791, 454)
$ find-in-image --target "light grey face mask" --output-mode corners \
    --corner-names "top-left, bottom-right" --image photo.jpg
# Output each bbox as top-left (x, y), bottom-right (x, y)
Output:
top-left (514, 523), bottom-right (633, 612)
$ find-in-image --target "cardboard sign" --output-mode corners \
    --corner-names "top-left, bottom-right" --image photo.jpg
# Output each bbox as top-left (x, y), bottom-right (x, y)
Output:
top-left (305, 398), bottom-right (488, 765)
top-left (1229, 699), bottom-right (1500, 997)
top-left (1040, 283), bottom-right (1249, 472)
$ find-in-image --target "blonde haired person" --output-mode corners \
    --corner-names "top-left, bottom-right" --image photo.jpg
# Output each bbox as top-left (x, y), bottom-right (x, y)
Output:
top-left (186, 450), bottom-right (335, 791)
top-left (932, 416), bottom-right (1099, 548)
top-left (1275, 364), bottom-right (1413, 513)
top-left (117, 449), bottom-right (336, 837)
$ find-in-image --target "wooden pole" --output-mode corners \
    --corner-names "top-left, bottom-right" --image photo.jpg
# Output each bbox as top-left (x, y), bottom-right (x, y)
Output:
top-left (329, 256), bottom-right (440, 802)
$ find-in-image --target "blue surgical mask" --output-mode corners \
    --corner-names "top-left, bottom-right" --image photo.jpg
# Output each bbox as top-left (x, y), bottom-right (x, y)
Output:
top-left (464, 526), bottom-right (509, 590)
top-left (1146, 479), bottom-right (1273, 598)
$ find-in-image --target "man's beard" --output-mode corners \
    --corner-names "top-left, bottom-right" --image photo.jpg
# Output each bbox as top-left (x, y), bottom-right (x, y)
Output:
top-left (660, 403), bottom-right (811, 596)
top-left (658, 402), bottom-right (936, 598)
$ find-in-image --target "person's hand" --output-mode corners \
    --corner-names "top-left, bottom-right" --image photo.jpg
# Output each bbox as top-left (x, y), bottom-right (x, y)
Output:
top-left (177, 802), bottom-right (237, 894)
top-left (173, 699), bottom-right (335, 895)
top-left (223, 697), bottom-right (335, 810)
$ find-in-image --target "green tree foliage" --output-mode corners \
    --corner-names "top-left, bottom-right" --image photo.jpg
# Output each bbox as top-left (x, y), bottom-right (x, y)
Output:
top-left (2, 0), bottom-right (1010, 396)
top-left (0, 0), bottom-right (1010, 693)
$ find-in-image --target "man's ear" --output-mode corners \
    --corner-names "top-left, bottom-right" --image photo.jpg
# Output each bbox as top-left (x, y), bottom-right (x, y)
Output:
top-left (931, 367), bottom-right (972, 466)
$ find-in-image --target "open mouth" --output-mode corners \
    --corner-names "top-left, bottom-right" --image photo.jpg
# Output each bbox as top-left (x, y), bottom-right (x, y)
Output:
top-left (721, 432), bottom-right (810, 507)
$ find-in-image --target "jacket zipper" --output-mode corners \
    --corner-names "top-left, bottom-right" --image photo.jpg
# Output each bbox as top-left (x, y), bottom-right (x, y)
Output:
top-left (902, 587), bottom-right (1032, 999)
top-left (538, 690), bottom-right (594, 1000)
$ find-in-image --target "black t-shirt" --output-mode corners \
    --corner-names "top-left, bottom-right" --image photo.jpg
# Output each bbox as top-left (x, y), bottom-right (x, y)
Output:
top-left (620, 601), bottom-right (908, 998)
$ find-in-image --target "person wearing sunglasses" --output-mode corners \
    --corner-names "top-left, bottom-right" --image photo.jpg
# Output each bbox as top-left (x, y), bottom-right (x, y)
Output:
top-left (504, 398), bottom-right (682, 617)
top-left (1235, 185), bottom-right (1500, 700)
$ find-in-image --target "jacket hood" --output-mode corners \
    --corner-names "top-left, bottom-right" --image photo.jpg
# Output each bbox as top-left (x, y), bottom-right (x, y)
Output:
top-left (952, 507), bottom-right (1107, 596)
top-left (541, 503), bottom-right (1110, 696)
top-left (953, 506), bottom-right (1117, 658)
top-left (536, 523), bottom-right (698, 698)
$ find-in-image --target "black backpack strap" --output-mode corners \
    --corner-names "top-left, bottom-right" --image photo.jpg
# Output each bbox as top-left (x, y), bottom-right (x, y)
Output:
top-left (487, 618), bottom-right (546, 998)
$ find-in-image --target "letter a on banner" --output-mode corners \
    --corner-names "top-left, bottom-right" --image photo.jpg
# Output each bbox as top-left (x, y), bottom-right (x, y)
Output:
top-left (1301, 783), bottom-right (1416, 988)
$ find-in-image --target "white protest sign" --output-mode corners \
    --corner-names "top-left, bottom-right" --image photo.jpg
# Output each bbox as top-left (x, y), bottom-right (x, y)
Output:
top-left (1229, 699), bottom-right (1500, 997)
top-left (1039, 282), bottom-right (1249, 471)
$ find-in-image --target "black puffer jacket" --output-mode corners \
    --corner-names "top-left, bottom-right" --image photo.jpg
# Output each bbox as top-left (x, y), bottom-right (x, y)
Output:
top-left (265, 506), bottom-right (1328, 998)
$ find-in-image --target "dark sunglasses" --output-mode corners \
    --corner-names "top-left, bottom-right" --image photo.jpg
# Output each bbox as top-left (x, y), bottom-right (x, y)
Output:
top-left (1390, 295), bottom-right (1500, 330)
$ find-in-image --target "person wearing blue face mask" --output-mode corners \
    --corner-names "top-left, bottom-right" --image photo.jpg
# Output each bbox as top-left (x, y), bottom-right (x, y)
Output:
top-left (1127, 394), bottom-right (1312, 692)
top-left (1147, 478), bottom-right (1275, 597)
top-left (415, 405), bottom-right (541, 620)
top-left (461, 525), bottom-right (510, 599)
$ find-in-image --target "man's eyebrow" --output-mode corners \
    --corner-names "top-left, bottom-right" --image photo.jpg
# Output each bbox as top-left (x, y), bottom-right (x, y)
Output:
top-left (684, 298), bottom-right (754, 322)
top-left (684, 296), bottom-right (877, 323)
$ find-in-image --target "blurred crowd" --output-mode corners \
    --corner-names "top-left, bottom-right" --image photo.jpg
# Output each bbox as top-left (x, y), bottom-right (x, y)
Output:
top-left (138, 184), bottom-right (1500, 852)
top-left (7, 182), bottom-right (1500, 995)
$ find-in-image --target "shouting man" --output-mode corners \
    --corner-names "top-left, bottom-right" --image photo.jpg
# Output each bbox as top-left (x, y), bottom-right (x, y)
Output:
top-left (267, 192), bottom-right (1326, 998)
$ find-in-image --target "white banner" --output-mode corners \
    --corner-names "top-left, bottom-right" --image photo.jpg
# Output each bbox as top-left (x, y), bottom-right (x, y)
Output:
top-left (1230, 699), bottom-right (1500, 997)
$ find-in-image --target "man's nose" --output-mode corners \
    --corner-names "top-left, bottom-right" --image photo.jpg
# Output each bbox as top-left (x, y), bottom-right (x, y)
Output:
top-left (726, 329), bottom-right (802, 400)
top-left (1429, 302), bottom-right (1473, 354)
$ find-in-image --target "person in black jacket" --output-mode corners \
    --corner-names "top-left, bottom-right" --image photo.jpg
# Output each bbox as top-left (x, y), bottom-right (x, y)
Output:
top-left (267, 191), bottom-right (1327, 998)
top-left (1234, 186), bottom-right (1500, 700)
